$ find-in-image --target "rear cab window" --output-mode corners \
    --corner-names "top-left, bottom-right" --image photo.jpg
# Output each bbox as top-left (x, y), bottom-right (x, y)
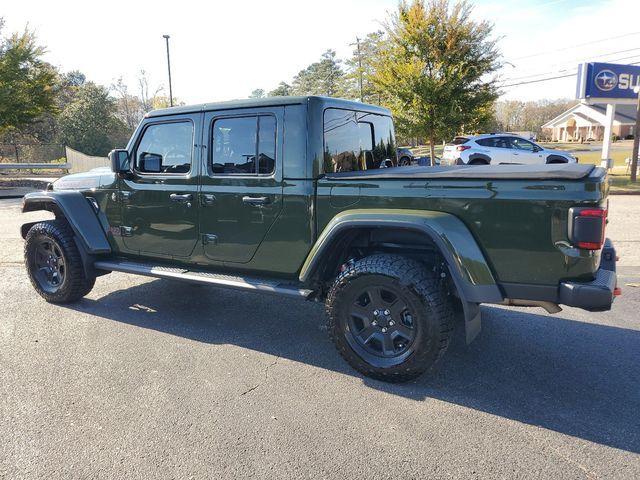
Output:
top-left (323, 108), bottom-right (396, 173)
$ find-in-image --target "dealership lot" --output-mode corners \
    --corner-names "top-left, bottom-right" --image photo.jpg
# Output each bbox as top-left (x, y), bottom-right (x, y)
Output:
top-left (1, 197), bottom-right (639, 479)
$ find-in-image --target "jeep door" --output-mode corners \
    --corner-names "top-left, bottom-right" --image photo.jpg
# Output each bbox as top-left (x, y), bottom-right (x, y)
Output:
top-left (120, 113), bottom-right (202, 258)
top-left (198, 107), bottom-right (284, 263)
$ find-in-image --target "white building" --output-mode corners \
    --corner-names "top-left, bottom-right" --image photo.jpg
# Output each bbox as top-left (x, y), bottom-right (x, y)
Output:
top-left (542, 103), bottom-right (636, 141)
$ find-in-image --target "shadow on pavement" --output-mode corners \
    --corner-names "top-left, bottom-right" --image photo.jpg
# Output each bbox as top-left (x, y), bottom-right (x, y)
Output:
top-left (68, 278), bottom-right (640, 454)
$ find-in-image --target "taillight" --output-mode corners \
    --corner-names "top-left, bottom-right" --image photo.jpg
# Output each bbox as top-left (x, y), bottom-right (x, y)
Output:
top-left (569, 207), bottom-right (607, 250)
top-left (456, 145), bottom-right (471, 152)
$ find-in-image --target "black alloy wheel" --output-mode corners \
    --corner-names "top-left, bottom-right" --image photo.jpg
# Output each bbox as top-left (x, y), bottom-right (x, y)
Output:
top-left (33, 237), bottom-right (67, 293)
top-left (346, 283), bottom-right (418, 365)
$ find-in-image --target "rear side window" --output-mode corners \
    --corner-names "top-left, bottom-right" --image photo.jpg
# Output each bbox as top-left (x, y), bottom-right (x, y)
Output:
top-left (136, 121), bottom-right (193, 174)
top-left (211, 115), bottom-right (276, 175)
top-left (451, 137), bottom-right (469, 145)
top-left (476, 138), bottom-right (496, 147)
top-left (477, 137), bottom-right (510, 148)
top-left (323, 108), bottom-right (396, 173)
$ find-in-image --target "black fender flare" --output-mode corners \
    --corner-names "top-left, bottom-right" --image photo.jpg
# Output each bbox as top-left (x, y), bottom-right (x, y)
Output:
top-left (468, 153), bottom-right (491, 164)
top-left (300, 210), bottom-right (505, 344)
top-left (21, 191), bottom-right (111, 255)
top-left (546, 154), bottom-right (569, 164)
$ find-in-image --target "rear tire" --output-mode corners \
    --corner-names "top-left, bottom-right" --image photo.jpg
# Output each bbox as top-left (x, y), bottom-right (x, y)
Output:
top-left (24, 220), bottom-right (96, 303)
top-left (326, 255), bottom-right (454, 382)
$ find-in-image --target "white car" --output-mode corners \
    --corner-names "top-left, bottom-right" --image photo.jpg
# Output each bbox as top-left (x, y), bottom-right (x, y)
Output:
top-left (441, 134), bottom-right (578, 166)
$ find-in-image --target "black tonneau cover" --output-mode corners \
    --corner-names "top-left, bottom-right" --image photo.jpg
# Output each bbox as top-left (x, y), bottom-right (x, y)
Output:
top-left (325, 163), bottom-right (598, 181)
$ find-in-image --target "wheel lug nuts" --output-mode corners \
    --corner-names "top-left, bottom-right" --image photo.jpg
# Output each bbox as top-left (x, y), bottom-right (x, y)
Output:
top-left (384, 310), bottom-right (390, 315)
top-left (389, 321), bottom-right (395, 326)
top-left (374, 310), bottom-right (379, 315)
top-left (372, 321), bottom-right (377, 326)
top-left (381, 327), bottom-right (387, 333)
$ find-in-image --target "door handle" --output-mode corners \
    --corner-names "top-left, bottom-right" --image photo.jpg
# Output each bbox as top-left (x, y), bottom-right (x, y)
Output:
top-left (242, 196), bottom-right (270, 206)
top-left (169, 193), bottom-right (193, 203)
top-left (201, 193), bottom-right (216, 206)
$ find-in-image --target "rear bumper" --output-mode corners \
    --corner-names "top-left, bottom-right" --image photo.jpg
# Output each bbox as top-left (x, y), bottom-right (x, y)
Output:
top-left (559, 238), bottom-right (618, 312)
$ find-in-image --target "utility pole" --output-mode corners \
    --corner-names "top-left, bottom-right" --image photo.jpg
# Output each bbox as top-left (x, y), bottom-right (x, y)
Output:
top-left (163, 34), bottom-right (174, 107)
top-left (356, 37), bottom-right (363, 102)
top-left (349, 37), bottom-right (364, 102)
top-left (631, 86), bottom-right (640, 182)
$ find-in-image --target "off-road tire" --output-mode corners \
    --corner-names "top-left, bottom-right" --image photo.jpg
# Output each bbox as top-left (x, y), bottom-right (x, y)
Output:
top-left (24, 220), bottom-right (96, 303)
top-left (326, 254), bottom-right (454, 382)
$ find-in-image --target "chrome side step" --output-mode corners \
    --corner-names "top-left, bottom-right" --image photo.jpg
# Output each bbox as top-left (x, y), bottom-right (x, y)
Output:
top-left (94, 259), bottom-right (314, 299)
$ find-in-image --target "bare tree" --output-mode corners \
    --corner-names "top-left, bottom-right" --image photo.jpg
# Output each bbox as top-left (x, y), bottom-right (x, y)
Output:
top-left (138, 70), bottom-right (164, 113)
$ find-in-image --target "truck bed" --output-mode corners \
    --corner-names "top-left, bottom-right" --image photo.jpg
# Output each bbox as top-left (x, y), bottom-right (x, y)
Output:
top-left (324, 163), bottom-right (598, 180)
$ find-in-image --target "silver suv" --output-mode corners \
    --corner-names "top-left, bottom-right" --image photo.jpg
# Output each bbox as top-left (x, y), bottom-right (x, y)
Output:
top-left (441, 134), bottom-right (577, 165)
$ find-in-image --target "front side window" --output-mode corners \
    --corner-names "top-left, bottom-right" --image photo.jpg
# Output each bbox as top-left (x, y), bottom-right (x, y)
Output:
top-left (211, 115), bottom-right (276, 175)
top-left (510, 137), bottom-right (535, 151)
top-left (136, 121), bottom-right (193, 174)
top-left (323, 108), bottom-right (396, 173)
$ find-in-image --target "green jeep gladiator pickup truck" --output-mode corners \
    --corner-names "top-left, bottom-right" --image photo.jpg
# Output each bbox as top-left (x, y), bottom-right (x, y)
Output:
top-left (21, 96), bottom-right (619, 382)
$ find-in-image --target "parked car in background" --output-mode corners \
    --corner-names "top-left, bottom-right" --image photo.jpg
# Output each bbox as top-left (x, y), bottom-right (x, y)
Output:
top-left (397, 148), bottom-right (440, 166)
top-left (397, 147), bottom-right (414, 166)
top-left (441, 134), bottom-right (578, 166)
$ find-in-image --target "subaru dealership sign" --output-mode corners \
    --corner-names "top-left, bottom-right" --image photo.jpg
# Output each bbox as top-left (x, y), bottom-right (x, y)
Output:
top-left (576, 62), bottom-right (640, 100)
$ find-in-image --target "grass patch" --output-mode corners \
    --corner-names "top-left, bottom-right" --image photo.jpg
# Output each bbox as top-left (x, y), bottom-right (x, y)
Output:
top-left (608, 174), bottom-right (640, 193)
top-left (574, 150), bottom-right (631, 167)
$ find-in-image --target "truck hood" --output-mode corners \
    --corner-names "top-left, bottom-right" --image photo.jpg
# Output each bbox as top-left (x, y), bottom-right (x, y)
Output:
top-left (52, 167), bottom-right (117, 191)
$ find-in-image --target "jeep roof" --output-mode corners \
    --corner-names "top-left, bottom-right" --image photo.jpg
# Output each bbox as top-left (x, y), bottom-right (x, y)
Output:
top-left (146, 95), bottom-right (391, 118)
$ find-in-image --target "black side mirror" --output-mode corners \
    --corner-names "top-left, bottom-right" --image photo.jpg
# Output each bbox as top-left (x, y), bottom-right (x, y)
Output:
top-left (139, 152), bottom-right (163, 173)
top-left (109, 149), bottom-right (130, 174)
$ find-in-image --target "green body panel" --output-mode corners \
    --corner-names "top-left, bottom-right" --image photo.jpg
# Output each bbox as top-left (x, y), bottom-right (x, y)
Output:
top-left (32, 96), bottom-right (608, 302)
top-left (313, 175), bottom-right (606, 286)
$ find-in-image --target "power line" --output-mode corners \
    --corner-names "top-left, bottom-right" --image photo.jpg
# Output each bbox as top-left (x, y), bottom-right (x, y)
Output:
top-left (503, 52), bottom-right (640, 83)
top-left (501, 61), bottom-right (640, 88)
top-left (503, 47), bottom-right (640, 82)
top-left (506, 31), bottom-right (640, 61)
top-left (501, 72), bottom-right (578, 88)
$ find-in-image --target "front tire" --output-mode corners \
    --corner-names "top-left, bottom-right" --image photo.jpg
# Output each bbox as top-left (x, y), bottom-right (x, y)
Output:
top-left (326, 255), bottom-right (453, 382)
top-left (24, 220), bottom-right (96, 303)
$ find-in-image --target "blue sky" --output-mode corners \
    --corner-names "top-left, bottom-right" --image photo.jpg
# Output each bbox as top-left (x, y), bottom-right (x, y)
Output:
top-left (3, 0), bottom-right (638, 104)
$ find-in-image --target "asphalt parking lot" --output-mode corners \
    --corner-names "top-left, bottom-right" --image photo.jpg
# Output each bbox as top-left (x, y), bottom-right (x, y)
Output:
top-left (1, 196), bottom-right (639, 479)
